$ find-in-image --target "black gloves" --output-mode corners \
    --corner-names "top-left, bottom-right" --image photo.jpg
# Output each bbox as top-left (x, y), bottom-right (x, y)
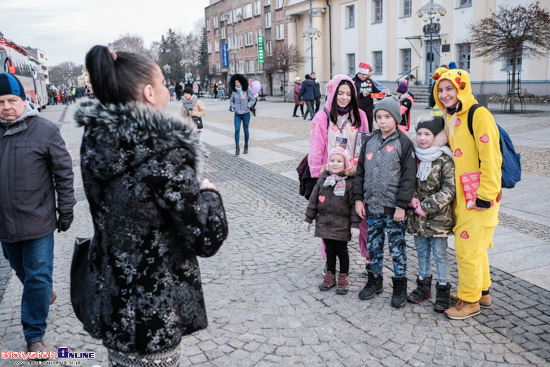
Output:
top-left (57, 211), bottom-right (74, 232)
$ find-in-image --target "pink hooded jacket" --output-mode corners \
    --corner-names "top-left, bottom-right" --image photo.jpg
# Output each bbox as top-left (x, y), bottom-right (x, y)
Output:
top-left (308, 74), bottom-right (369, 178)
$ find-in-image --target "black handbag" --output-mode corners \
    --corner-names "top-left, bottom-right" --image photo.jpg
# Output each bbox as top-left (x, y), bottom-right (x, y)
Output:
top-left (70, 237), bottom-right (92, 323)
top-left (192, 117), bottom-right (203, 129)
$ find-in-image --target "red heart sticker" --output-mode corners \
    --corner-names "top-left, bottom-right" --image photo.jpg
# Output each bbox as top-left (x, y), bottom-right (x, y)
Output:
top-left (350, 126), bottom-right (356, 133)
top-left (460, 231), bottom-right (469, 239)
top-left (480, 134), bottom-right (489, 143)
top-left (328, 85), bottom-right (333, 93)
top-left (455, 77), bottom-right (461, 84)
top-left (332, 125), bottom-right (339, 132)
top-left (366, 153), bottom-right (373, 161)
top-left (311, 122), bottom-right (315, 129)
top-left (454, 149), bottom-right (462, 157)
top-left (386, 145), bottom-right (394, 153)
top-left (455, 118), bottom-right (462, 127)
top-left (319, 195), bottom-right (325, 203)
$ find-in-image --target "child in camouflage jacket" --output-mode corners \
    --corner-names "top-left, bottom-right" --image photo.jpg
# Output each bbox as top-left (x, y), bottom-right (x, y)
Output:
top-left (406, 114), bottom-right (456, 313)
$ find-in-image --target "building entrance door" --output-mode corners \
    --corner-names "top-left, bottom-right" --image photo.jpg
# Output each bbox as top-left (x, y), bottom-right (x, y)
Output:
top-left (425, 39), bottom-right (441, 86)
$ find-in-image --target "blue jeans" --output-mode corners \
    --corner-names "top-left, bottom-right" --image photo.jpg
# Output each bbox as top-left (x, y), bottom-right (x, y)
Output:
top-left (234, 112), bottom-right (250, 147)
top-left (367, 212), bottom-right (407, 277)
top-left (219, 90), bottom-right (226, 100)
top-left (414, 236), bottom-right (450, 285)
top-left (2, 233), bottom-right (54, 344)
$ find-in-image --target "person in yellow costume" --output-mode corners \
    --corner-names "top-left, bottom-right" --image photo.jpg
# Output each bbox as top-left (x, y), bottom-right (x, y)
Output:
top-left (434, 69), bottom-right (502, 320)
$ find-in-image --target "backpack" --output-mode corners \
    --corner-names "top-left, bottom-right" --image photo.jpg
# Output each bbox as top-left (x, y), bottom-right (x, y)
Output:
top-left (467, 104), bottom-right (521, 189)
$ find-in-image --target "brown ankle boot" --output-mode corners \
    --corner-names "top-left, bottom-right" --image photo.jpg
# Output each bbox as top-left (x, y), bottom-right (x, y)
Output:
top-left (336, 273), bottom-right (349, 295)
top-left (319, 271), bottom-right (336, 291)
top-left (445, 299), bottom-right (480, 320)
top-left (450, 293), bottom-right (491, 308)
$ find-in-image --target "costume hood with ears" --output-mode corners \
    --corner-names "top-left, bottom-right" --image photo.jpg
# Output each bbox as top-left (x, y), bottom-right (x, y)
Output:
top-left (229, 74), bottom-right (249, 92)
top-left (433, 69), bottom-right (477, 113)
top-left (324, 74), bottom-right (358, 114)
top-left (432, 67), bottom-right (449, 82)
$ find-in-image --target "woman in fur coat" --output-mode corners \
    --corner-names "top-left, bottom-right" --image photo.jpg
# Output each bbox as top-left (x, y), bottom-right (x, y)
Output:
top-left (74, 45), bottom-right (228, 367)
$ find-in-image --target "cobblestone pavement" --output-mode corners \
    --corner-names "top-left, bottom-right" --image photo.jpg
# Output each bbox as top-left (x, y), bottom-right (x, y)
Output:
top-left (0, 101), bottom-right (549, 366)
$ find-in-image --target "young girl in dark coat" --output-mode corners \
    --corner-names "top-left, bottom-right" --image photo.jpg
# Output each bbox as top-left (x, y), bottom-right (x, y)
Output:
top-left (304, 148), bottom-right (361, 295)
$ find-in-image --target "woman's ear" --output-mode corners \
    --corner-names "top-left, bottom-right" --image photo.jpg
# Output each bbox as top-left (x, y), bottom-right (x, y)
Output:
top-left (142, 84), bottom-right (155, 105)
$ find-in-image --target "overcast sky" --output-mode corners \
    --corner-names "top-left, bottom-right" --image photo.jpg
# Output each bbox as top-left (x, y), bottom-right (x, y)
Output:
top-left (2, 0), bottom-right (210, 65)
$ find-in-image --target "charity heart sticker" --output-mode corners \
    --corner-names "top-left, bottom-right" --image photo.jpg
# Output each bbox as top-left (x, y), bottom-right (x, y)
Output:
top-left (350, 126), bottom-right (356, 133)
top-left (386, 145), bottom-right (394, 153)
top-left (319, 195), bottom-right (325, 203)
top-left (311, 122), bottom-right (315, 129)
top-left (455, 119), bottom-right (462, 127)
top-left (366, 153), bottom-right (373, 161)
top-left (480, 134), bottom-right (489, 143)
top-left (454, 149), bottom-right (462, 157)
top-left (460, 231), bottom-right (469, 239)
top-left (332, 125), bottom-right (339, 132)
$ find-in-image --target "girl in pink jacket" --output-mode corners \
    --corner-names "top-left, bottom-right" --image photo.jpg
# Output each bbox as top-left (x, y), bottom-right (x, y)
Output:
top-left (307, 74), bottom-right (371, 274)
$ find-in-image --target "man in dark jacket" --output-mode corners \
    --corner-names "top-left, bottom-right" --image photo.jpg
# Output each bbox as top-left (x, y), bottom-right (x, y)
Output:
top-left (311, 72), bottom-right (322, 113)
top-left (0, 73), bottom-right (76, 355)
top-left (352, 62), bottom-right (384, 132)
top-left (298, 74), bottom-right (316, 120)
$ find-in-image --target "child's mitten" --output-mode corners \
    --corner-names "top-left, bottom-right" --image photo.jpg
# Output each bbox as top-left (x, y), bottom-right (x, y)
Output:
top-left (415, 205), bottom-right (426, 217)
top-left (303, 222), bottom-right (311, 232)
top-left (351, 228), bottom-right (360, 238)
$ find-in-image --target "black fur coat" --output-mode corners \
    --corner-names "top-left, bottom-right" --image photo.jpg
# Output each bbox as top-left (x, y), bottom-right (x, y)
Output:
top-left (74, 99), bottom-right (228, 354)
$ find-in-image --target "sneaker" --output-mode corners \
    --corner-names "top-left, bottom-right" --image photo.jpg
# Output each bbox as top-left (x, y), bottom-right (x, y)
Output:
top-left (450, 293), bottom-right (491, 309)
top-left (445, 299), bottom-right (480, 320)
top-left (407, 276), bottom-right (432, 304)
top-left (358, 272), bottom-right (383, 300)
top-left (319, 271), bottom-right (336, 291)
top-left (336, 273), bottom-right (349, 295)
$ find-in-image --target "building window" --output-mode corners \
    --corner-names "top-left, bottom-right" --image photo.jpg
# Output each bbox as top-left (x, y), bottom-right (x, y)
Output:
top-left (504, 52), bottom-right (522, 70)
top-left (266, 41), bottom-right (273, 56)
top-left (207, 43), bottom-right (212, 53)
top-left (373, 0), bottom-right (383, 23)
top-left (206, 18), bottom-right (211, 31)
top-left (236, 34), bottom-right (243, 48)
top-left (276, 24), bottom-right (285, 40)
top-left (276, 0), bottom-right (283, 9)
top-left (226, 12), bottom-right (233, 24)
top-left (247, 60), bottom-right (255, 73)
top-left (214, 16), bottom-right (219, 28)
top-left (457, 43), bottom-right (471, 71)
top-left (265, 12), bottom-right (272, 28)
top-left (400, 48), bottom-right (411, 74)
top-left (216, 63), bottom-right (220, 73)
top-left (373, 51), bottom-right (383, 75)
top-left (234, 7), bottom-right (243, 20)
top-left (346, 5), bottom-right (355, 28)
top-left (215, 40), bottom-right (220, 52)
top-left (255, 29), bottom-right (263, 43)
top-left (403, 0), bottom-right (411, 17)
top-left (243, 4), bottom-right (253, 19)
top-left (245, 31), bottom-right (254, 46)
top-left (221, 27), bottom-right (226, 39)
top-left (254, 0), bottom-right (262, 15)
top-left (265, 0), bottom-right (271, 6)
top-left (230, 62), bottom-right (235, 74)
top-left (459, 0), bottom-right (472, 7)
top-left (347, 53), bottom-right (355, 76)
top-left (238, 61), bottom-right (244, 73)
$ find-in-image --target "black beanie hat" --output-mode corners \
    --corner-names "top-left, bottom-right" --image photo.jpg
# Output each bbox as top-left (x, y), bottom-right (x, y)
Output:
top-left (416, 115), bottom-right (445, 136)
top-left (183, 86), bottom-right (194, 95)
top-left (0, 73), bottom-right (26, 100)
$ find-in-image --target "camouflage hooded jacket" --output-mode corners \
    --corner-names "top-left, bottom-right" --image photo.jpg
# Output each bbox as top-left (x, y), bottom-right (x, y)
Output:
top-left (406, 129), bottom-right (455, 238)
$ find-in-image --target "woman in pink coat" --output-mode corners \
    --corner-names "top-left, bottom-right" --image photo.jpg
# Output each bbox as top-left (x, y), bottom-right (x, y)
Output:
top-left (308, 74), bottom-right (371, 274)
top-left (293, 77), bottom-right (305, 117)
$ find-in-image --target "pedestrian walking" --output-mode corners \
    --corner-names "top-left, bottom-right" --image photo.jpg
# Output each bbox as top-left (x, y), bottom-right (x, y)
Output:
top-left (298, 74), bottom-right (316, 120)
top-left (175, 81), bottom-right (183, 101)
top-left (311, 71), bottom-right (321, 113)
top-left (229, 73), bottom-right (256, 156)
top-left (0, 73), bottom-right (76, 355)
top-left (218, 81), bottom-right (226, 100)
top-left (353, 96), bottom-right (416, 308)
top-left (169, 85), bottom-right (175, 101)
top-left (352, 62), bottom-right (385, 133)
top-left (304, 148), bottom-right (361, 295)
top-left (180, 86), bottom-right (205, 130)
top-left (74, 45), bottom-right (228, 366)
top-left (213, 83), bottom-right (218, 100)
top-left (397, 80), bottom-right (414, 131)
top-left (405, 114), bottom-right (455, 312)
top-left (434, 68), bottom-right (502, 320)
top-left (292, 77), bottom-right (305, 117)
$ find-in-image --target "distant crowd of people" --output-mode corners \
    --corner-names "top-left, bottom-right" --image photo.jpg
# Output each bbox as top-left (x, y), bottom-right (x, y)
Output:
top-left (47, 85), bottom-right (91, 105)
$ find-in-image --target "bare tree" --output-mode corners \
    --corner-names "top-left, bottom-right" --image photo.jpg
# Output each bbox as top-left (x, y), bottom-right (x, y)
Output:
top-left (265, 44), bottom-right (305, 101)
top-left (469, 1), bottom-right (550, 112)
top-left (108, 34), bottom-right (154, 59)
top-left (48, 62), bottom-right (83, 87)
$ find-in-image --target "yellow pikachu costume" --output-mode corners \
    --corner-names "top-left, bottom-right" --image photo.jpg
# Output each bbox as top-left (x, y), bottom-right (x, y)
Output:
top-left (434, 69), bottom-right (502, 304)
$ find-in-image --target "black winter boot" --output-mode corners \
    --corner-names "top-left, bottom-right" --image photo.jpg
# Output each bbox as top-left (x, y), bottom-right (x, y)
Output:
top-left (235, 146), bottom-right (240, 156)
top-left (407, 276), bottom-right (432, 304)
top-left (391, 277), bottom-right (408, 308)
top-left (243, 145), bottom-right (249, 154)
top-left (358, 272), bottom-right (383, 300)
top-left (434, 283), bottom-right (452, 313)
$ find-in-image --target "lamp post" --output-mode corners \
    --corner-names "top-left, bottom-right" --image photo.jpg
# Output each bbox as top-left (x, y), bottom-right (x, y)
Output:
top-left (416, 0), bottom-right (446, 89)
top-left (302, 0), bottom-right (322, 74)
top-left (221, 11), bottom-right (242, 76)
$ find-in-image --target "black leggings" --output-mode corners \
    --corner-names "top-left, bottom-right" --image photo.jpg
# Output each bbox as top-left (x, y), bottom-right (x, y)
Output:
top-left (324, 239), bottom-right (349, 274)
top-left (293, 104), bottom-right (304, 116)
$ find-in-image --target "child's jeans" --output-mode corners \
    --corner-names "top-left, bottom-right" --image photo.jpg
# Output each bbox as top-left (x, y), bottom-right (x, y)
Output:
top-left (324, 239), bottom-right (349, 274)
top-left (414, 236), bottom-right (450, 285)
top-left (367, 212), bottom-right (407, 278)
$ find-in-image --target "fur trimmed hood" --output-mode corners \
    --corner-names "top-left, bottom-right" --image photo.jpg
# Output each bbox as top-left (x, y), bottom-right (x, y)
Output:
top-left (74, 98), bottom-right (204, 182)
top-left (320, 164), bottom-right (357, 177)
top-left (411, 128), bottom-right (449, 149)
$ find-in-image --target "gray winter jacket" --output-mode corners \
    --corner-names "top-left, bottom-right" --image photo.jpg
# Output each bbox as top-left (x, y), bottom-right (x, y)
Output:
top-left (0, 102), bottom-right (76, 242)
top-left (230, 89), bottom-right (255, 115)
top-left (353, 129), bottom-right (416, 214)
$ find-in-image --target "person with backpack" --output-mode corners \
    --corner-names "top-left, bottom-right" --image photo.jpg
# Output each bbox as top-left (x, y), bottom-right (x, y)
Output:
top-left (434, 69), bottom-right (502, 320)
top-left (397, 80), bottom-right (414, 131)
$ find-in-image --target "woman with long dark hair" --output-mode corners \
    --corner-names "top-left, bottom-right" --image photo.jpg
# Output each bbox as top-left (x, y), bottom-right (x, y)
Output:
top-left (74, 45), bottom-right (228, 366)
top-left (229, 74), bottom-right (256, 155)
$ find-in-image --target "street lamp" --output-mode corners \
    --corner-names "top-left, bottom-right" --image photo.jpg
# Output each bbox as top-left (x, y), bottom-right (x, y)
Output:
top-left (416, 0), bottom-right (446, 89)
top-left (302, 0), bottom-right (322, 73)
